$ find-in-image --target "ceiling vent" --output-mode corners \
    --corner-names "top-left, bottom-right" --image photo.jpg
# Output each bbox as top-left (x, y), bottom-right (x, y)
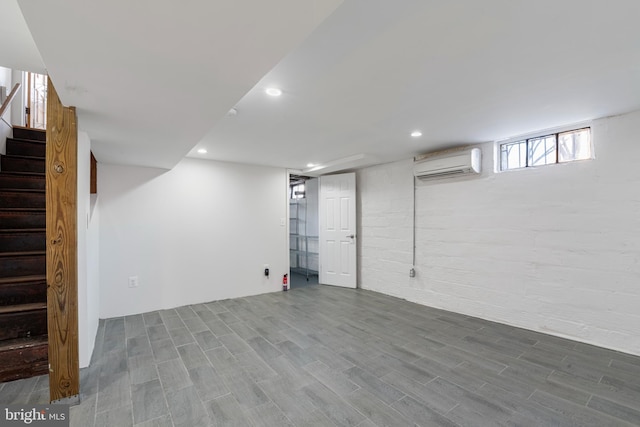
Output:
top-left (414, 148), bottom-right (481, 180)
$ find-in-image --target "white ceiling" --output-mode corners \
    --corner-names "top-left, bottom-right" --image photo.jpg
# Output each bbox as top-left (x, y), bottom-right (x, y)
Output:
top-left (0, 0), bottom-right (44, 74)
top-left (5, 0), bottom-right (640, 172)
top-left (15, 0), bottom-right (342, 169)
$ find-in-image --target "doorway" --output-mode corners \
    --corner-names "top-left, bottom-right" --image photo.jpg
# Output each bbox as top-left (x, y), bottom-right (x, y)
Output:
top-left (25, 71), bottom-right (47, 129)
top-left (288, 174), bottom-right (319, 289)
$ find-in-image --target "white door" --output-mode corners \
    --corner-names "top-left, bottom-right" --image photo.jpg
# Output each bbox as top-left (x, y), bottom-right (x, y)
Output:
top-left (319, 173), bottom-right (357, 288)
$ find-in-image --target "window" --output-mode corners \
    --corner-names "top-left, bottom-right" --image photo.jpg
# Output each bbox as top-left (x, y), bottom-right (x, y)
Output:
top-left (289, 174), bottom-right (310, 199)
top-left (499, 127), bottom-right (591, 171)
top-left (290, 183), bottom-right (305, 199)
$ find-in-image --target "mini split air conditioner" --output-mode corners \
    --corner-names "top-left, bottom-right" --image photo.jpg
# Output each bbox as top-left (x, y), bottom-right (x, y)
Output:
top-left (414, 147), bottom-right (481, 180)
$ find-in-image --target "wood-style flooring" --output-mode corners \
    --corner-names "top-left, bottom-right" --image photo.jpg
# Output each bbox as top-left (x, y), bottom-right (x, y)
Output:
top-left (1, 285), bottom-right (639, 426)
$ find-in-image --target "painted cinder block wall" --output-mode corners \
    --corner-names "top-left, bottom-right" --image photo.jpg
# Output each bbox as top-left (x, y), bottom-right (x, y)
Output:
top-left (357, 109), bottom-right (640, 356)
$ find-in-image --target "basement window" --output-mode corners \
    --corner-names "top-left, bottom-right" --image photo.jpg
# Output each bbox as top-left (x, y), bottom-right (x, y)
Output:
top-left (290, 174), bottom-right (311, 199)
top-left (290, 183), bottom-right (305, 199)
top-left (499, 127), bottom-right (592, 171)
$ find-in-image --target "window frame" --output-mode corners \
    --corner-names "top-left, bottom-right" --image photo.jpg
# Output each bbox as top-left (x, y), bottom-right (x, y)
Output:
top-left (496, 124), bottom-right (593, 172)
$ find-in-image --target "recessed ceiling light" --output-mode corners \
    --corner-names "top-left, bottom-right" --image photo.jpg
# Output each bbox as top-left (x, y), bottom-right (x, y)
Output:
top-left (265, 87), bottom-right (282, 97)
top-left (306, 163), bottom-right (316, 168)
top-left (197, 148), bottom-right (207, 154)
top-left (411, 130), bottom-right (422, 138)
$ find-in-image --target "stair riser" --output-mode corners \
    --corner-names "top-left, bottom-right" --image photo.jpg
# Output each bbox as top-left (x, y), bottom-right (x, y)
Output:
top-left (0, 343), bottom-right (48, 383)
top-left (13, 128), bottom-right (46, 142)
top-left (0, 255), bottom-right (45, 277)
top-left (6, 140), bottom-right (46, 158)
top-left (0, 212), bottom-right (46, 229)
top-left (0, 233), bottom-right (45, 252)
top-left (0, 192), bottom-right (45, 208)
top-left (0, 156), bottom-right (45, 173)
top-left (0, 309), bottom-right (48, 341)
top-left (0, 174), bottom-right (45, 190)
top-left (0, 282), bottom-right (46, 305)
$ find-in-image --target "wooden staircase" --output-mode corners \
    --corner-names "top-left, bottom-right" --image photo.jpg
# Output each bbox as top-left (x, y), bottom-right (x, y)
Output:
top-left (0, 126), bottom-right (48, 382)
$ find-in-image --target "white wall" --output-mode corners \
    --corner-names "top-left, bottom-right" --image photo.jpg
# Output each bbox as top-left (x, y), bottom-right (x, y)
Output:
top-left (306, 178), bottom-right (319, 238)
top-left (10, 69), bottom-right (24, 128)
top-left (98, 158), bottom-right (288, 318)
top-left (306, 178), bottom-right (319, 272)
top-left (0, 66), bottom-right (13, 153)
top-left (77, 131), bottom-right (100, 367)
top-left (358, 164), bottom-right (414, 290)
top-left (358, 109), bottom-right (640, 356)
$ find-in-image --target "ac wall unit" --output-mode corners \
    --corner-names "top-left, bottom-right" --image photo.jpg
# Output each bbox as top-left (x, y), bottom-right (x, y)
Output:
top-left (414, 147), bottom-right (481, 180)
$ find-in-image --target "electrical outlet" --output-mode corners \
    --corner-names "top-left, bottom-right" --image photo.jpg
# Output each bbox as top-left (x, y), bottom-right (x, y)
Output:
top-left (128, 276), bottom-right (139, 288)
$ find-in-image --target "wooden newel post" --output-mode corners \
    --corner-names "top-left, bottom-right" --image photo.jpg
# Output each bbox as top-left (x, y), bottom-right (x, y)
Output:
top-left (46, 78), bottom-right (80, 404)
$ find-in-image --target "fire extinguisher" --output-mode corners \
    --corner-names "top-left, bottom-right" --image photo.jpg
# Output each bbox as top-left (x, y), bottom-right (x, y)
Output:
top-left (283, 274), bottom-right (288, 291)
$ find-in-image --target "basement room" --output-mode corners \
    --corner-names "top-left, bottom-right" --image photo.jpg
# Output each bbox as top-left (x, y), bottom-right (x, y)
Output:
top-left (0, 1), bottom-right (639, 426)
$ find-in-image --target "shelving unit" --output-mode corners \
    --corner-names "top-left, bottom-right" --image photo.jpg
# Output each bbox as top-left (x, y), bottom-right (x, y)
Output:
top-left (289, 198), bottom-right (318, 280)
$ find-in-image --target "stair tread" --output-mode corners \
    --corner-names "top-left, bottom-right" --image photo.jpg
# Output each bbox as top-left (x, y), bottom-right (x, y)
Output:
top-left (0, 335), bottom-right (48, 352)
top-left (0, 171), bottom-right (45, 177)
top-left (0, 275), bottom-right (46, 285)
top-left (0, 228), bottom-right (45, 232)
top-left (7, 137), bottom-right (46, 145)
top-left (0, 208), bottom-right (46, 212)
top-left (0, 251), bottom-right (46, 257)
top-left (0, 154), bottom-right (45, 161)
top-left (13, 126), bottom-right (45, 132)
top-left (0, 302), bottom-right (47, 314)
top-left (0, 188), bottom-right (45, 193)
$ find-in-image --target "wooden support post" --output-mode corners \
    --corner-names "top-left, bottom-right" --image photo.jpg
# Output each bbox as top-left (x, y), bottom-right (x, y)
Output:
top-left (46, 78), bottom-right (80, 404)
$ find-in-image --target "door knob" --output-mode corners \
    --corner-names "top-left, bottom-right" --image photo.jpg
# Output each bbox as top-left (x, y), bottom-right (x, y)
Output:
top-left (347, 234), bottom-right (355, 239)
